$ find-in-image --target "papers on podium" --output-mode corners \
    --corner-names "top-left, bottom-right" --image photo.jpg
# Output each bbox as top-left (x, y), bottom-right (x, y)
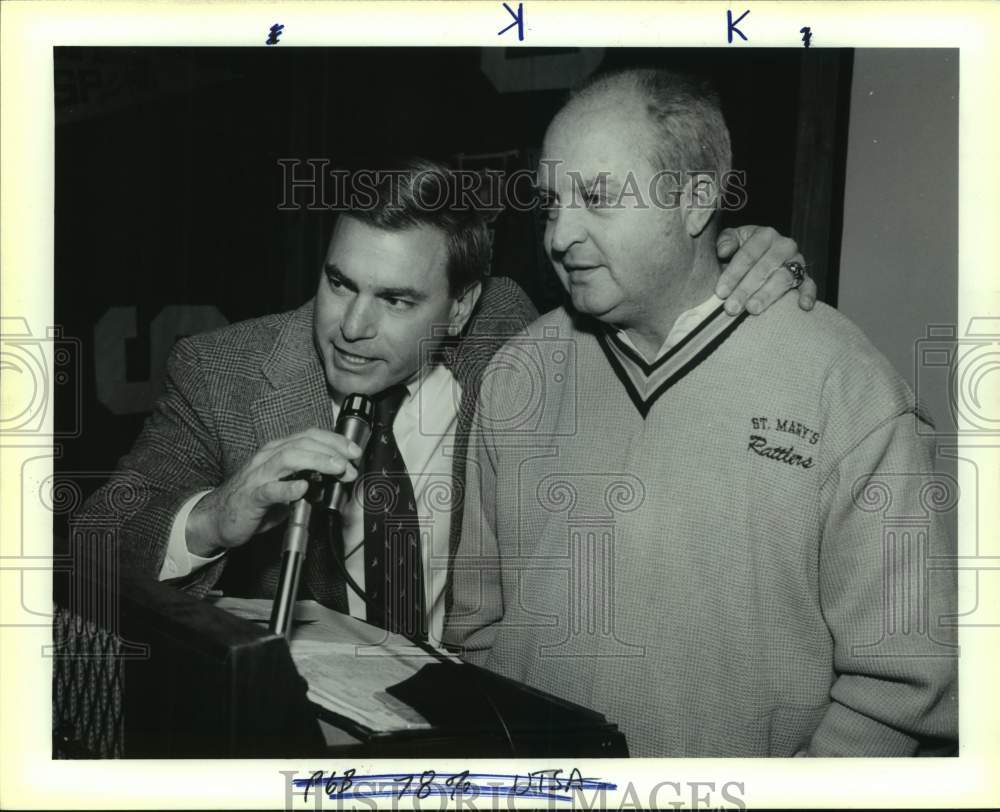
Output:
top-left (211, 597), bottom-right (459, 733)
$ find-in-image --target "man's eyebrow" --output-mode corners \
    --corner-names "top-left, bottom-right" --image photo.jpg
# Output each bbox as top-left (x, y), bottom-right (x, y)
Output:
top-left (323, 262), bottom-right (359, 291)
top-left (574, 174), bottom-right (622, 192)
top-left (324, 262), bottom-right (428, 301)
top-left (531, 175), bottom-right (623, 193)
top-left (376, 284), bottom-right (428, 302)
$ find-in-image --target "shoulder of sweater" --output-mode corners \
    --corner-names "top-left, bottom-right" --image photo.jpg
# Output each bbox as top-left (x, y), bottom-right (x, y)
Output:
top-left (482, 306), bottom-right (584, 372)
top-left (744, 297), bottom-right (895, 374)
top-left (523, 305), bottom-right (577, 337)
top-left (472, 307), bottom-right (572, 402)
top-left (743, 296), bottom-right (920, 419)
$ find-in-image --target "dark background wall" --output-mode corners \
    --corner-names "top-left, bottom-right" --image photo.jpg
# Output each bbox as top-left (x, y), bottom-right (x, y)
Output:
top-left (54, 46), bottom-right (852, 507)
top-left (837, 49), bottom-right (958, 482)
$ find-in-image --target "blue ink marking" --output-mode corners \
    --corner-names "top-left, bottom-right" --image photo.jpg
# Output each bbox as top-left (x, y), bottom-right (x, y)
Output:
top-left (266, 23), bottom-right (284, 45)
top-left (294, 771), bottom-right (615, 804)
top-left (498, 2), bottom-right (525, 41)
top-left (800, 26), bottom-right (812, 48)
top-left (727, 9), bottom-right (749, 43)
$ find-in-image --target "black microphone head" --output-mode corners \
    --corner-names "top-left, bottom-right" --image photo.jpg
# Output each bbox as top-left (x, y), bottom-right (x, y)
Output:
top-left (336, 393), bottom-right (373, 426)
top-left (324, 393), bottom-right (374, 512)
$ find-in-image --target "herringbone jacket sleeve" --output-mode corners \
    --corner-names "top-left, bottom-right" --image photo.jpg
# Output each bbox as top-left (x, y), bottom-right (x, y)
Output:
top-left (72, 336), bottom-right (228, 595)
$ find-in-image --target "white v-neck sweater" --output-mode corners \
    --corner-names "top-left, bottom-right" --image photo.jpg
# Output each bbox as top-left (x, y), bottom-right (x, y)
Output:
top-left (446, 295), bottom-right (957, 757)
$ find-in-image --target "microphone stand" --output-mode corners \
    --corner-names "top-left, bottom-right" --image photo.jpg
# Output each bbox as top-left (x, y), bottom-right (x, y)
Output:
top-left (268, 394), bottom-right (374, 639)
top-left (269, 473), bottom-right (324, 638)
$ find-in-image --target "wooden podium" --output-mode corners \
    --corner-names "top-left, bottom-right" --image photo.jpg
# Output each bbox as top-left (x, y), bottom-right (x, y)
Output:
top-left (52, 542), bottom-right (627, 758)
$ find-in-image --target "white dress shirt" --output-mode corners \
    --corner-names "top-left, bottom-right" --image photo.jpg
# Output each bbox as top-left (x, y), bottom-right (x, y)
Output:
top-left (615, 294), bottom-right (725, 362)
top-left (160, 363), bottom-right (461, 643)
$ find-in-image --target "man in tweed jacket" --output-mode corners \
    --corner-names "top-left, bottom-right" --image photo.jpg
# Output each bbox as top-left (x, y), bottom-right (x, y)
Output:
top-left (74, 157), bottom-right (813, 640)
top-left (74, 161), bottom-right (540, 642)
top-left (445, 69), bottom-right (958, 755)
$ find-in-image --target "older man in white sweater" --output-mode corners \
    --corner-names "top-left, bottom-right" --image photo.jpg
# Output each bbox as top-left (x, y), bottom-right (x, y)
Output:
top-left (445, 68), bottom-right (957, 757)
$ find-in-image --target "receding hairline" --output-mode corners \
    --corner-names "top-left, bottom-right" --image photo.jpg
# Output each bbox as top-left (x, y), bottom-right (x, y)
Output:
top-left (552, 79), bottom-right (651, 127)
top-left (570, 70), bottom-right (652, 106)
top-left (544, 82), bottom-right (670, 173)
top-left (555, 67), bottom-right (732, 178)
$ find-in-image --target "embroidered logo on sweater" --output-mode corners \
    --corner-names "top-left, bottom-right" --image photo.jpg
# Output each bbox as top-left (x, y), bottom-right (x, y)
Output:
top-left (748, 435), bottom-right (814, 468)
top-left (747, 416), bottom-right (820, 469)
top-left (596, 303), bottom-right (748, 418)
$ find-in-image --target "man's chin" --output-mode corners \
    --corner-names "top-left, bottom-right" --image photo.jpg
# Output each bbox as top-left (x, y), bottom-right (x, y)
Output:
top-left (569, 290), bottom-right (620, 323)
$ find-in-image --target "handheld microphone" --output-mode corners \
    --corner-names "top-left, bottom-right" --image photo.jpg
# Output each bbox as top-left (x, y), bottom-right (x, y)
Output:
top-left (323, 393), bottom-right (374, 513)
top-left (269, 392), bottom-right (374, 637)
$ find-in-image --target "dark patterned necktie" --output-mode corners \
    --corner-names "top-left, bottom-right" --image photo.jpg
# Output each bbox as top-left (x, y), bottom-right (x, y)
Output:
top-left (363, 385), bottom-right (426, 640)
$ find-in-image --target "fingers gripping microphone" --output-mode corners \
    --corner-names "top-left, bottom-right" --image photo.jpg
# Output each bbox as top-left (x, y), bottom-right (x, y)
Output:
top-left (269, 393), bottom-right (374, 637)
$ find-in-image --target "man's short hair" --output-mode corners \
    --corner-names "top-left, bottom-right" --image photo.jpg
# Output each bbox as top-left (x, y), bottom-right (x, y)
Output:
top-left (567, 67), bottom-right (732, 185)
top-left (343, 157), bottom-right (491, 297)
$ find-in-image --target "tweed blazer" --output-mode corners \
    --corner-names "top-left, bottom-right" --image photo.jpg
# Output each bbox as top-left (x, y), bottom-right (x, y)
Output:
top-left (73, 276), bottom-right (538, 606)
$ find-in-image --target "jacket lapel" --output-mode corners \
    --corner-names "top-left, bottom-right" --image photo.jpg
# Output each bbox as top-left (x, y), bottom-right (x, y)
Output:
top-left (250, 301), bottom-right (337, 447)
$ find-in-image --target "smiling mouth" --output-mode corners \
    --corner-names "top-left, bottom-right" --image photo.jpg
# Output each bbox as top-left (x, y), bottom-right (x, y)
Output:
top-left (333, 344), bottom-right (378, 368)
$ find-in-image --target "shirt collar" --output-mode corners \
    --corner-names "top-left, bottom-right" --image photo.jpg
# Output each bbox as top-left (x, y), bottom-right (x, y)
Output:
top-left (615, 294), bottom-right (725, 363)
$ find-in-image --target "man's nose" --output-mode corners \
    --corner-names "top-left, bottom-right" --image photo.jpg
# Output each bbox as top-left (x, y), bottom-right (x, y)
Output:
top-left (547, 204), bottom-right (587, 256)
top-left (340, 295), bottom-right (377, 341)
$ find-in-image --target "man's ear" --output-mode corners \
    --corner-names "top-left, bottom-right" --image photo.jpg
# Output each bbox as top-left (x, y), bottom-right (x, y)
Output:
top-left (682, 173), bottom-right (719, 238)
top-left (448, 280), bottom-right (483, 335)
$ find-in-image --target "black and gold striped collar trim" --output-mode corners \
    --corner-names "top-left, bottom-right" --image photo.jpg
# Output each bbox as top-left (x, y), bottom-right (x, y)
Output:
top-left (595, 304), bottom-right (749, 418)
